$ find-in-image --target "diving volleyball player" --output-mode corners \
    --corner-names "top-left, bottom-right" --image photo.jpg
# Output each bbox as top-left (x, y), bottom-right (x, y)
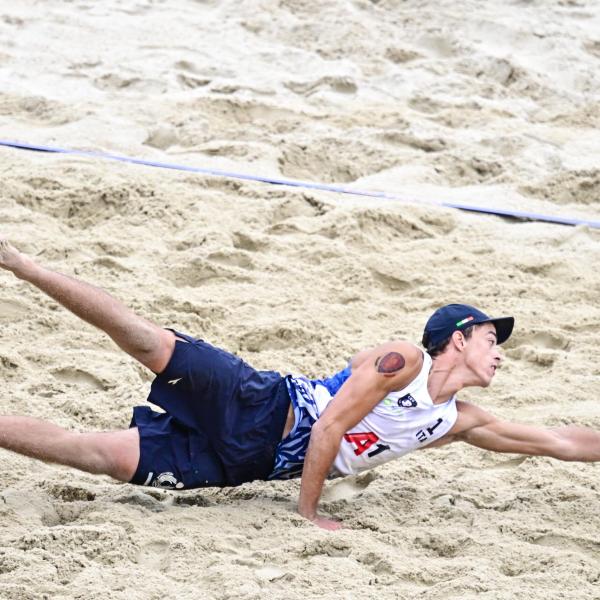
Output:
top-left (2, 237), bottom-right (599, 530)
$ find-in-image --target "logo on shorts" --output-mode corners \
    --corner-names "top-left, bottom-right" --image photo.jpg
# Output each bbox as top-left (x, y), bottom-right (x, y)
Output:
top-left (152, 472), bottom-right (185, 489)
top-left (168, 378), bottom-right (182, 386)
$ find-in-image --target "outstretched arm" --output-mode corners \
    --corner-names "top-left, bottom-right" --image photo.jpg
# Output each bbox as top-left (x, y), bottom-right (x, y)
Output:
top-left (454, 401), bottom-right (600, 461)
top-left (298, 342), bottom-right (423, 530)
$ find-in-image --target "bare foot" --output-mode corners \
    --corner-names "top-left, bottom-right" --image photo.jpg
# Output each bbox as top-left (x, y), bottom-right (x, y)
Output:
top-left (0, 238), bottom-right (36, 277)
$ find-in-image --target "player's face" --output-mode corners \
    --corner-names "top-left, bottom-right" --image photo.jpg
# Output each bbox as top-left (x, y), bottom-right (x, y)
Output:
top-left (464, 323), bottom-right (502, 387)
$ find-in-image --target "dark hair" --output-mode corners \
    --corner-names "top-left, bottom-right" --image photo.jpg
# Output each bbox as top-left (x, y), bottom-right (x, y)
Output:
top-left (423, 324), bottom-right (475, 358)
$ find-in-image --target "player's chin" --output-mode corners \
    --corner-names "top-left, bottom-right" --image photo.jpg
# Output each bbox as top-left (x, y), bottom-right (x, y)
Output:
top-left (479, 374), bottom-right (494, 388)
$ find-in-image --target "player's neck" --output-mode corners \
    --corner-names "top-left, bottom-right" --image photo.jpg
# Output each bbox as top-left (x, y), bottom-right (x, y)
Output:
top-left (427, 353), bottom-right (469, 403)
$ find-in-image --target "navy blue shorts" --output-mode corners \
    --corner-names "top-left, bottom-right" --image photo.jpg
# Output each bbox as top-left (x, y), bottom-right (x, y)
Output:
top-left (129, 331), bottom-right (290, 489)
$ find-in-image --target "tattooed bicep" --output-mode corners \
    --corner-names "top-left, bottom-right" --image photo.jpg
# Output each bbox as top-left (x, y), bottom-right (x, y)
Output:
top-left (374, 351), bottom-right (406, 376)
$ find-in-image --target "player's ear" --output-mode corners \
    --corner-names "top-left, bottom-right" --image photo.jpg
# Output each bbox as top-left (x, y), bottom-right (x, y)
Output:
top-left (451, 330), bottom-right (466, 351)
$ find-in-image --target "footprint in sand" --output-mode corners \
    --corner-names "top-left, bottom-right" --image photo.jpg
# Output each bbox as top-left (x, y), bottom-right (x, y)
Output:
top-left (143, 125), bottom-right (180, 150)
top-left (52, 368), bottom-right (107, 391)
top-left (506, 345), bottom-right (558, 368)
top-left (42, 503), bottom-right (90, 527)
top-left (207, 249), bottom-right (255, 270)
top-left (531, 533), bottom-right (600, 559)
top-left (164, 259), bottom-right (253, 287)
top-left (231, 231), bottom-right (269, 253)
top-left (0, 93), bottom-right (81, 126)
top-left (136, 540), bottom-right (171, 571)
top-left (238, 324), bottom-right (312, 353)
top-left (507, 329), bottom-right (570, 367)
top-left (532, 331), bottom-right (570, 351)
top-left (91, 256), bottom-right (133, 273)
top-left (2, 489), bottom-right (59, 526)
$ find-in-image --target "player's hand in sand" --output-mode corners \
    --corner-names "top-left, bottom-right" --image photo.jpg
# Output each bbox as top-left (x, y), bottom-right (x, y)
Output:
top-left (0, 238), bottom-right (35, 278)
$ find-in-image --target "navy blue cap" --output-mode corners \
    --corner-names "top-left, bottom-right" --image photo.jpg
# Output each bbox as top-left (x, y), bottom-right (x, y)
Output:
top-left (422, 303), bottom-right (514, 348)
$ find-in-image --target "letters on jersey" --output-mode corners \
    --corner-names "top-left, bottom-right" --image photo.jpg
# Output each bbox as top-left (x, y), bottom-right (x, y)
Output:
top-left (270, 350), bottom-right (458, 480)
top-left (312, 349), bottom-right (457, 478)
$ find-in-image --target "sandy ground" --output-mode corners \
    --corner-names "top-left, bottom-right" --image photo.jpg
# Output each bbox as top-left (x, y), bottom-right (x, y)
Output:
top-left (1, 1), bottom-right (600, 598)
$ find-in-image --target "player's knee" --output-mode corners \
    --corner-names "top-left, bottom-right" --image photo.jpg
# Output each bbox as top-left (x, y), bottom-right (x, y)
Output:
top-left (74, 430), bottom-right (140, 481)
top-left (102, 430), bottom-right (140, 481)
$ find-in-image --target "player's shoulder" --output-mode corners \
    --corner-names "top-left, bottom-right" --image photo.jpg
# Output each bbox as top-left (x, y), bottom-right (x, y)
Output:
top-left (375, 339), bottom-right (423, 363)
top-left (352, 340), bottom-right (423, 377)
top-left (452, 400), bottom-right (498, 437)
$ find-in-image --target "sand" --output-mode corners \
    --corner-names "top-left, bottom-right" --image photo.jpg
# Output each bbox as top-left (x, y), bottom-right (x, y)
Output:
top-left (1, 0), bottom-right (600, 598)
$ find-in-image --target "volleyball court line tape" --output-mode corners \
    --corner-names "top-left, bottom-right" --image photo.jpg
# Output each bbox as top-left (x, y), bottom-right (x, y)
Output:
top-left (1, 139), bottom-right (599, 229)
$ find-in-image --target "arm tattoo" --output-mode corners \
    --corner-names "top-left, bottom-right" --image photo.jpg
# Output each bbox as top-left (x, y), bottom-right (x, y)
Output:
top-left (375, 351), bottom-right (406, 374)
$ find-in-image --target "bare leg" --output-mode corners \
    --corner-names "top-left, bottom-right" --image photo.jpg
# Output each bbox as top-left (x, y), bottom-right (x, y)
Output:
top-left (0, 238), bottom-right (174, 373)
top-left (0, 416), bottom-right (140, 481)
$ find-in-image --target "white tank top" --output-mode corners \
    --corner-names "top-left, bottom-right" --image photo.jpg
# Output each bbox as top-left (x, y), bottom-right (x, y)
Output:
top-left (313, 351), bottom-right (458, 478)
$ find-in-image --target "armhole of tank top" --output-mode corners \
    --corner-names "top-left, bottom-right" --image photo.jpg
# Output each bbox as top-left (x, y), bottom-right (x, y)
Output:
top-left (389, 348), bottom-right (430, 398)
top-left (445, 395), bottom-right (459, 426)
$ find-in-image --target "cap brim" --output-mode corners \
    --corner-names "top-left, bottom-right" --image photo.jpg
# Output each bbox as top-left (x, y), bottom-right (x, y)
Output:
top-left (486, 316), bottom-right (514, 345)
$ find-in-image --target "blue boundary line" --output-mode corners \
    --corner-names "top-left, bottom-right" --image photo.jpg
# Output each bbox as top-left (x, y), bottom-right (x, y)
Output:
top-left (1, 139), bottom-right (599, 229)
